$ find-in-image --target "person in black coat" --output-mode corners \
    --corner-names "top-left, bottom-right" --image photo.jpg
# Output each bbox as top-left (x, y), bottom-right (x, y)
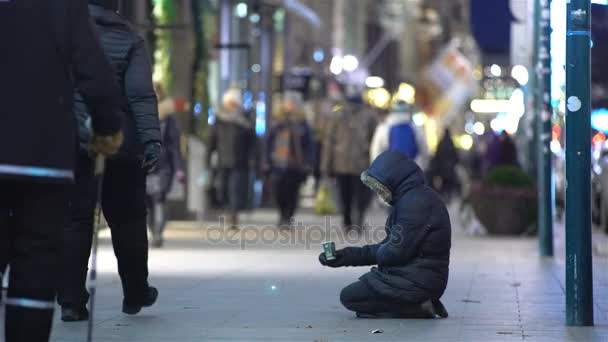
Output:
top-left (146, 94), bottom-right (186, 247)
top-left (319, 151), bottom-right (451, 318)
top-left (57, 0), bottom-right (161, 322)
top-left (0, 0), bottom-right (122, 341)
top-left (206, 88), bottom-right (257, 230)
top-left (428, 129), bottom-right (460, 200)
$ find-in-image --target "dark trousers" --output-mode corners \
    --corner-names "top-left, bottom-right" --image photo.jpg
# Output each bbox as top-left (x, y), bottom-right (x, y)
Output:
top-left (0, 180), bottom-right (69, 342)
top-left (58, 154), bottom-right (149, 308)
top-left (340, 280), bottom-right (445, 318)
top-left (336, 174), bottom-right (371, 227)
top-left (146, 195), bottom-right (166, 239)
top-left (274, 171), bottom-right (304, 223)
top-left (340, 281), bottom-right (404, 315)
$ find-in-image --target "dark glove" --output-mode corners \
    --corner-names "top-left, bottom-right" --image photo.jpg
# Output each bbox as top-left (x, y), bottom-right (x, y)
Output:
top-left (318, 249), bottom-right (348, 268)
top-left (142, 142), bottom-right (161, 174)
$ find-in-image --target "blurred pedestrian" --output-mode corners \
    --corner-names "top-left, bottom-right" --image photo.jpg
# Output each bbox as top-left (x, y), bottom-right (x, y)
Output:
top-left (206, 87), bottom-right (257, 230)
top-left (58, 0), bottom-right (161, 322)
top-left (319, 151), bottom-right (450, 319)
top-left (146, 89), bottom-right (186, 247)
top-left (370, 101), bottom-right (429, 169)
top-left (267, 92), bottom-right (313, 228)
top-left (0, 0), bottom-right (122, 340)
top-left (428, 129), bottom-right (460, 200)
top-left (322, 96), bottom-right (376, 229)
top-left (495, 131), bottom-right (519, 167)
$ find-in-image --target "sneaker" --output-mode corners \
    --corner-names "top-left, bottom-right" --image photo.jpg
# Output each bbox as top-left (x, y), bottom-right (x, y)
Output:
top-left (61, 306), bottom-right (89, 322)
top-left (122, 286), bottom-right (158, 315)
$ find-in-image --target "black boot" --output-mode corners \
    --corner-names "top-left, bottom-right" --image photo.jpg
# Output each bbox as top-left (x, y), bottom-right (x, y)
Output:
top-left (432, 299), bottom-right (449, 318)
top-left (61, 305), bottom-right (89, 322)
top-left (122, 286), bottom-right (158, 315)
top-left (391, 300), bottom-right (438, 319)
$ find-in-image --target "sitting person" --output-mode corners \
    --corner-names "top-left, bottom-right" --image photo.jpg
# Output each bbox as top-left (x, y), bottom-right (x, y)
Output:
top-left (319, 150), bottom-right (450, 318)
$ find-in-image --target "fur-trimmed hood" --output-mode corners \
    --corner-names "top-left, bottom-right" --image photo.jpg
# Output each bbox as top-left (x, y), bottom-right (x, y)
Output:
top-left (361, 150), bottom-right (425, 205)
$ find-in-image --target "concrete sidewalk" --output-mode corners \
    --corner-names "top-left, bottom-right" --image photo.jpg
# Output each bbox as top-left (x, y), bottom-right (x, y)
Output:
top-left (2, 210), bottom-right (607, 341)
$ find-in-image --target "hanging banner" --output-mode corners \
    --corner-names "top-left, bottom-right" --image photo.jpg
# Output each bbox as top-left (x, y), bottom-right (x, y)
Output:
top-left (415, 43), bottom-right (475, 119)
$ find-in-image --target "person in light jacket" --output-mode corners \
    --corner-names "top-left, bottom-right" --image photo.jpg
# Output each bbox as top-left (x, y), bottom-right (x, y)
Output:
top-left (370, 101), bottom-right (429, 169)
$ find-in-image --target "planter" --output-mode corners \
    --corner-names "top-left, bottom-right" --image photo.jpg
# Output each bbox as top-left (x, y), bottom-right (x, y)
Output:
top-left (470, 183), bottom-right (537, 235)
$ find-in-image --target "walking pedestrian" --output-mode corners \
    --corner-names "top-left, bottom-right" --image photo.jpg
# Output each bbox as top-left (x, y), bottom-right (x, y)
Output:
top-left (206, 88), bottom-right (257, 230)
top-left (0, 0), bottom-right (122, 340)
top-left (57, 0), bottom-right (161, 322)
top-left (146, 91), bottom-right (186, 247)
top-left (370, 101), bottom-right (429, 169)
top-left (267, 92), bottom-right (313, 228)
top-left (428, 129), bottom-right (460, 200)
top-left (319, 151), bottom-right (451, 319)
top-left (322, 96), bottom-right (376, 229)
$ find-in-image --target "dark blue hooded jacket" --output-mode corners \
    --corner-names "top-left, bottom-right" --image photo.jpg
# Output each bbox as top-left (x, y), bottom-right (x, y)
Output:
top-left (354, 151), bottom-right (451, 303)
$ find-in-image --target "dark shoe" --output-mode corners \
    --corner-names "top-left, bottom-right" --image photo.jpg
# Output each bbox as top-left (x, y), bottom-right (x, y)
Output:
top-left (432, 299), bottom-right (449, 318)
top-left (151, 236), bottom-right (164, 248)
top-left (61, 306), bottom-right (89, 322)
top-left (398, 300), bottom-right (438, 319)
top-left (122, 286), bottom-right (158, 315)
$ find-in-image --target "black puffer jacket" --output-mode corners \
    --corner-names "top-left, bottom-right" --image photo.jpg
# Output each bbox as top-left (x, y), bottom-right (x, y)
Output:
top-left (74, 5), bottom-right (160, 157)
top-left (347, 151), bottom-right (451, 303)
top-left (0, 0), bottom-right (120, 183)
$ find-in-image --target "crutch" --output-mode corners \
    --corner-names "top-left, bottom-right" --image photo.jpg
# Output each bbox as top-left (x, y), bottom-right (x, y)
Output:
top-left (87, 155), bottom-right (106, 342)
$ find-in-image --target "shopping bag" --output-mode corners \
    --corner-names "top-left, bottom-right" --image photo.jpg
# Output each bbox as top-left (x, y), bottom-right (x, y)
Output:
top-left (315, 182), bottom-right (337, 215)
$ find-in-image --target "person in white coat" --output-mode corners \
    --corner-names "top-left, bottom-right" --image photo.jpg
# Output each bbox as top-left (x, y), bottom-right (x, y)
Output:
top-left (370, 101), bottom-right (429, 169)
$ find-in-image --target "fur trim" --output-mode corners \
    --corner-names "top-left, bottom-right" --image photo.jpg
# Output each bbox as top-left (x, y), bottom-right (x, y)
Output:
top-left (361, 171), bottom-right (392, 203)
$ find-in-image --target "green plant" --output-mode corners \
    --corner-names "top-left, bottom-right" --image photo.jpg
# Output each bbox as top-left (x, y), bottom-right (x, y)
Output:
top-left (483, 166), bottom-right (535, 189)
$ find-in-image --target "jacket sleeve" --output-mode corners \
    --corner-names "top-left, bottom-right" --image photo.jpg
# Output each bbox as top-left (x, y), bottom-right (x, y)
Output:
top-left (303, 123), bottom-right (315, 168)
top-left (339, 245), bottom-right (380, 267)
top-left (370, 123), bottom-right (388, 163)
top-left (125, 38), bottom-right (161, 146)
top-left (414, 126), bottom-right (429, 170)
top-left (68, 0), bottom-right (121, 136)
top-left (376, 203), bottom-right (431, 267)
top-left (206, 123), bottom-right (218, 167)
top-left (167, 118), bottom-right (184, 172)
top-left (265, 127), bottom-right (276, 169)
top-left (320, 117), bottom-right (335, 175)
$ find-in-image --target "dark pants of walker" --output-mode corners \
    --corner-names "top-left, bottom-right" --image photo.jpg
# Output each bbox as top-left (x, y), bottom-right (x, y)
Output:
top-left (340, 280), bottom-right (406, 315)
top-left (0, 180), bottom-right (69, 342)
top-left (274, 171), bottom-right (304, 223)
top-left (336, 174), bottom-right (372, 227)
top-left (146, 196), bottom-right (167, 239)
top-left (57, 154), bottom-right (150, 308)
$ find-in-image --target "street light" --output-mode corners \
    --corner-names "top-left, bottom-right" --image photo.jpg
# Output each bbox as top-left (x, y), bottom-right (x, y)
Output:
top-left (511, 65), bottom-right (529, 85)
top-left (365, 76), bottom-right (385, 88)
top-left (343, 55), bottom-right (359, 72)
top-left (235, 2), bottom-right (248, 18)
top-left (330, 56), bottom-right (344, 75)
top-left (490, 64), bottom-right (502, 77)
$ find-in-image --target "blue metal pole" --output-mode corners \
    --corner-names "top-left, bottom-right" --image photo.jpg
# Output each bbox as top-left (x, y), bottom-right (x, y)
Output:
top-left (565, 0), bottom-right (594, 326)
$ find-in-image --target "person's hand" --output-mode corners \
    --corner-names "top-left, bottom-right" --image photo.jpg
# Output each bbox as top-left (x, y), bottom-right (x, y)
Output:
top-left (176, 169), bottom-right (186, 183)
top-left (142, 142), bottom-right (161, 174)
top-left (318, 249), bottom-right (347, 268)
top-left (91, 131), bottom-right (124, 157)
